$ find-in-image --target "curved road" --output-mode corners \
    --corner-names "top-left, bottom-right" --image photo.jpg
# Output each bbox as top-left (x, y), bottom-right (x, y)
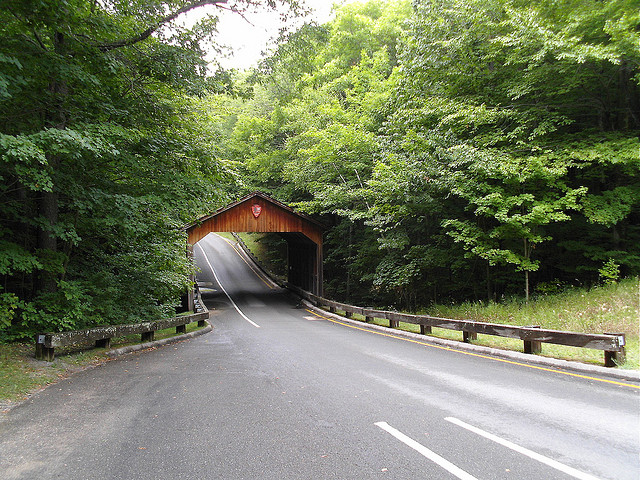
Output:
top-left (1, 233), bottom-right (638, 479)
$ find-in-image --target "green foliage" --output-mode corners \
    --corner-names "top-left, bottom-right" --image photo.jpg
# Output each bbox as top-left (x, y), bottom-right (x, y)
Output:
top-left (199, 0), bottom-right (638, 308)
top-left (0, 133), bottom-right (52, 191)
top-left (0, 0), bottom-right (277, 340)
top-left (216, 1), bottom-right (414, 304)
top-left (367, 0), bottom-right (640, 302)
top-left (23, 0), bottom-right (631, 318)
top-left (599, 259), bottom-right (621, 285)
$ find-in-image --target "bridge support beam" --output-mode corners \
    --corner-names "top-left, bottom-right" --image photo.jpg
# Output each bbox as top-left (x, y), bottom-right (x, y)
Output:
top-left (187, 244), bottom-right (195, 312)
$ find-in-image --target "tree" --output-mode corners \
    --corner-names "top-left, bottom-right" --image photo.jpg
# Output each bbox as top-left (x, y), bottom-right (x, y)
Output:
top-left (221, 1), bottom-right (412, 302)
top-left (374, 0), bottom-right (640, 300)
top-left (198, 0), bottom-right (638, 308)
top-left (0, 0), bottom-right (300, 340)
top-left (440, 150), bottom-right (588, 302)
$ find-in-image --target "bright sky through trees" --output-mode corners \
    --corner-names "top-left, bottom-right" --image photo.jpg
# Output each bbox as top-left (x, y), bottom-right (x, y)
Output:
top-left (211, 0), bottom-right (359, 69)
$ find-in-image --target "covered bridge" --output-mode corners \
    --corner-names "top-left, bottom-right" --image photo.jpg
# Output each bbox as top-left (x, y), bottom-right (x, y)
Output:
top-left (184, 192), bottom-right (324, 296)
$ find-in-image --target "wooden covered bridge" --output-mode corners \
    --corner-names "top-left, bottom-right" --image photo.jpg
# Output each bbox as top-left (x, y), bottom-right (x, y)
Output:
top-left (184, 192), bottom-right (324, 297)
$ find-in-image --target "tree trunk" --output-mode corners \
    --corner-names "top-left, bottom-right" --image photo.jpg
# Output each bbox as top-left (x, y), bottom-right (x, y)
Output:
top-left (524, 238), bottom-right (530, 303)
top-left (346, 222), bottom-right (352, 301)
top-left (486, 261), bottom-right (491, 302)
top-left (36, 30), bottom-right (68, 295)
top-left (617, 62), bottom-right (640, 130)
top-left (36, 190), bottom-right (59, 294)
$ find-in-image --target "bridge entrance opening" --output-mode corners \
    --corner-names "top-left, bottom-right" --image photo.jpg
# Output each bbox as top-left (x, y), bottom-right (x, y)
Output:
top-left (184, 192), bottom-right (324, 301)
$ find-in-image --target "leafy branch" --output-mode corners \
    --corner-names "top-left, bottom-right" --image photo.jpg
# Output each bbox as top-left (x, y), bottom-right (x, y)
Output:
top-left (97, 0), bottom-right (229, 51)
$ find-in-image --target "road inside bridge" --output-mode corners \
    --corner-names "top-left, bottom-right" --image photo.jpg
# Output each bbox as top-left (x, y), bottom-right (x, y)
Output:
top-left (1, 233), bottom-right (638, 479)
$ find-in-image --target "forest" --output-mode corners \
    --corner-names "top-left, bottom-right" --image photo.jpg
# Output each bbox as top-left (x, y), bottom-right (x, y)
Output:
top-left (1, 0), bottom-right (638, 341)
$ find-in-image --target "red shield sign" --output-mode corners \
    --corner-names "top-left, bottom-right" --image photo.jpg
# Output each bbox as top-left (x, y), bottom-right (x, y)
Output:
top-left (251, 204), bottom-right (262, 218)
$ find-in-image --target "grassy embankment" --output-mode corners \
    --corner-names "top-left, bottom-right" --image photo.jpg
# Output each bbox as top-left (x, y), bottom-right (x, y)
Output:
top-left (236, 232), bottom-right (638, 369)
top-left (0, 321), bottom-right (205, 408)
top-left (414, 278), bottom-right (638, 369)
top-left (339, 280), bottom-right (639, 369)
top-left (360, 279), bottom-right (638, 369)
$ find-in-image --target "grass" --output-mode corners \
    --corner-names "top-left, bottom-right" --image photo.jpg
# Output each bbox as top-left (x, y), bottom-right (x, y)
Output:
top-left (424, 277), bottom-right (639, 369)
top-left (426, 278), bottom-right (639, 337)
top-left (215, 232), bottom-right (236, 242)
top-left (339, 311), bottom-right (638, 369)
top-left (336, 278), bottom-right (639, 369)
top-left (0, 322), bottom-right (206, 408)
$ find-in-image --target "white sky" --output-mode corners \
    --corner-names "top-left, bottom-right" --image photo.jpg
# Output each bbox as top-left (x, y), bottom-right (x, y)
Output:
top-left (188, 0), bottom-right (360, 70)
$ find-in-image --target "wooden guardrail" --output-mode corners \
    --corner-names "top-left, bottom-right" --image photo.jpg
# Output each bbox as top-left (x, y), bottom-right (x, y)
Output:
top-left (194, 238), bottom-right (627, 368)
top-left (35, 286), bottom-right (209, 361)
top-left (287, 285), bottom-right (626, 367)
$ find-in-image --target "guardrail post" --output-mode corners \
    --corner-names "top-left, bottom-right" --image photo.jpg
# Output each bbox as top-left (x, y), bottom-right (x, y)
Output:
top-left (198, 319), bottom-right (206, 327)
top-left (420, 325), bottom-right (432, 335)
top-left (329, 306), bottom-right (336, 313)
top-left (35, 335), bottom-right (44, 359)
top-left (345, 310), bottom-right (352, 319)
top-left (35, 335), bottom-right (55, 361)
top-left (42, 346), bottom-right (54, 361)
top-left (141, 331), bottom-right (154, 343)
top-left (604, 349), bottom-right (625, 367)
top-left (604, 333), bottom-right (626, 367)
top-left (523, 326), bottom-right (542, 354)
top-left (176, 324), bottom-right (187, 334)
top-left (364, 308), bottom-right (374, 323)
top-left (463, 331), bottom-right (477, 343)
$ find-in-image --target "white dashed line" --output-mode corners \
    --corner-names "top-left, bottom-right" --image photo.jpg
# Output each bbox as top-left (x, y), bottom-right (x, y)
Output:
top-left (375, 421), bottom-right (478, 480)
top-left (445, 417), bottom-right (601, 480)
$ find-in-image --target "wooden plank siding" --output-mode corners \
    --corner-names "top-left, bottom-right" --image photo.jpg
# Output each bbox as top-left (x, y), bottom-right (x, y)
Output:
top-left (185, 193), bottom-right (323, 246)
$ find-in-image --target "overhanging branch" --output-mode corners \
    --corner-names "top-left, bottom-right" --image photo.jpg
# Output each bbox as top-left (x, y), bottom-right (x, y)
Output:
top-left (98, 0), bottom-right (228, 51)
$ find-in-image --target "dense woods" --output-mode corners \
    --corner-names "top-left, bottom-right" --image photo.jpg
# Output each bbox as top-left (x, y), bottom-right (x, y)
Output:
top-left (0, 0), bottom-right (299, 340)
top-left (221, 0), bottom-right (639, 309)
top-left (1, 0), bottom-right (638, 340)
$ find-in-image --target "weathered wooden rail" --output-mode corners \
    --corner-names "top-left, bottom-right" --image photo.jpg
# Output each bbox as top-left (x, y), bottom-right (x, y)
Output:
top-left (288, 285), bottom-right (626, 367)
top-left (35, 287), bottom-right (208, 361)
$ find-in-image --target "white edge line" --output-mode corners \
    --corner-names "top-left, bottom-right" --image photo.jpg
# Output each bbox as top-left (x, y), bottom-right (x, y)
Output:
top-left (196, 242), bottom-right (261, 328)
top-left (444, 417), bottom-right (601, 480)
top-left (375, 421), bottom-right (478, 480)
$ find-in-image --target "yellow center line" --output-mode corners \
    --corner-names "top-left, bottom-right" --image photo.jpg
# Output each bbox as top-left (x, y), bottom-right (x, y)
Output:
top-left (305, 309), bottom-right (640, 390)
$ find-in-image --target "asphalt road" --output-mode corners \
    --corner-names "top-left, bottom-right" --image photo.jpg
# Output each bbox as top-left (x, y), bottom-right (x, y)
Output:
top-left (1, 232), bottom-right (638, 480)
